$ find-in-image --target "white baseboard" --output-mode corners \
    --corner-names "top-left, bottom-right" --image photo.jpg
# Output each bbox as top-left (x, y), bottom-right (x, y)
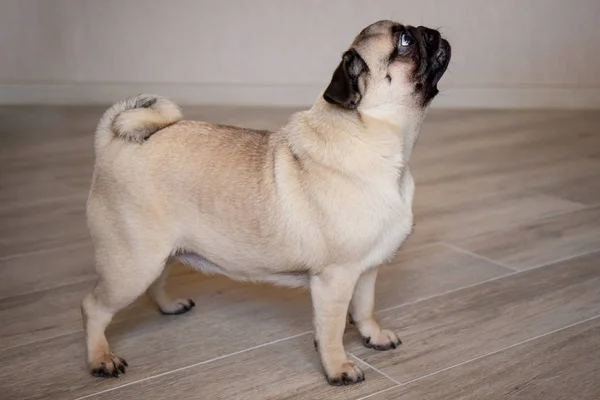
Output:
top-left (0, 83), bottom-right (322, 107)
top-left (1, 83), bottom-right (600, 109)
top-left (432, 87), bottom-right (600, 109)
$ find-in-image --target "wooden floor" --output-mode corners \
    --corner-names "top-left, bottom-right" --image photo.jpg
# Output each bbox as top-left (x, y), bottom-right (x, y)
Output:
top-left (1, 106), bottom-right (599, 400)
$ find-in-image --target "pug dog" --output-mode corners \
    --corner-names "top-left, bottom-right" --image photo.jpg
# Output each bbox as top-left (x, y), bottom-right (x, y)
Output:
top-left (82, 20), bottom-right (450, 385)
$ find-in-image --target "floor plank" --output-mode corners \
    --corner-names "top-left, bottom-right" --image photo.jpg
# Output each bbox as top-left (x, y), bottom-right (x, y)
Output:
top-left (369, 316), bottom-right (600, 400)
top-left (0, 198), bottom-right (88, 257)
top-left (413, 157), bottom-right (600, 214)
top-left (450, 205), bottom-right (600, 270)
top-left (407, 191), bottom-right (583, 247)
top-left (346, 251), bottom-right (600, 383)
top-left (0, 243), bottom-right (95, 299)
top-left (536, 172), bottom-right (600, 206)
top-left (373, 243), bottom-right (511, 310)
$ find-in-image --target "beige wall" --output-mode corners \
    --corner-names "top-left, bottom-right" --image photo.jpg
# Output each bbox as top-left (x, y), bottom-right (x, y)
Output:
top-left (1, 0), bottom-right (599, 107)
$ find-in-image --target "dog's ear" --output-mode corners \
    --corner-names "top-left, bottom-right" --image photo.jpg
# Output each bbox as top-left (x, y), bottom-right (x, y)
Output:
top-left (323, 49), bottom-right (368, 109)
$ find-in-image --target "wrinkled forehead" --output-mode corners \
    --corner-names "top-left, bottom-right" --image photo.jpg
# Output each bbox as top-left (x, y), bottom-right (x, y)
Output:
top-left (353, 20), bottom-right (400, 44)
top-left (351, 20), bottom-right (402, 66)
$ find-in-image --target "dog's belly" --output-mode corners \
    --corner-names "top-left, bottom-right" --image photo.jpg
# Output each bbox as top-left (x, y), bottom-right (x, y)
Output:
top-left (175, 252), bottom-right (310, 288)
top-left (174, 208), bottom-right (411, 288)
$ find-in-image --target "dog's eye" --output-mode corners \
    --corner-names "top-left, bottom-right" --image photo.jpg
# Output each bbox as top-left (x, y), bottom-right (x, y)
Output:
top-left (400, 33), bottom-right (414, 47)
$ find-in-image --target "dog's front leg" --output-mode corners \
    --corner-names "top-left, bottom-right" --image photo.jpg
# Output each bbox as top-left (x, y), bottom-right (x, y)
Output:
top-left (311, 265), bottom-right (364, 385)
top-left (350, 267), bottom-right (402, 350)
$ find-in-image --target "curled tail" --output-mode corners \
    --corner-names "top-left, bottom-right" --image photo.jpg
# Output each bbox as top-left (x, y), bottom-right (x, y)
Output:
top-left (94, 94), bottom-right (182, 154)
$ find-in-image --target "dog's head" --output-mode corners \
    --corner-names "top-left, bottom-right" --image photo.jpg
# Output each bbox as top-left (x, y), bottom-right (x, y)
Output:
top-left (323, 20), bottom-right (451, 114)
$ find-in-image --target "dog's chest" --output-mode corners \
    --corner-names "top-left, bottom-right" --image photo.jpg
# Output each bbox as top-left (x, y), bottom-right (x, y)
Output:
top-left (318, 170), bottom-right (414, 267)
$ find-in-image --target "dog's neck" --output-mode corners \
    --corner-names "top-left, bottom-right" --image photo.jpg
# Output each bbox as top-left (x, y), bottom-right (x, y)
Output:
top-left (358, 98), bottom-right (425, 162)
top-left (283, 97), bottom-right (423, 179)
top-left (359, 106), bottom-right (424, 164)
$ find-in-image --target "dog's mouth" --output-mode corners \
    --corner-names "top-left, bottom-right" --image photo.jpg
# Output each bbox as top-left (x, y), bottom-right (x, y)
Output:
top-left (429, 39), bottom-right (451, 87)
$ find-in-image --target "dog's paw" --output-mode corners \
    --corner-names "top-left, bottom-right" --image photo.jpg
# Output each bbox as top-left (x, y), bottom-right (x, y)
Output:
top-left (362, 329), bottom-right (402, 351)
top-left (90, 353), bottom-right (128, 378)
top-left (159, 298), bottom-right (195, 315)
top-left (325, 361), bottom-right (365, 386)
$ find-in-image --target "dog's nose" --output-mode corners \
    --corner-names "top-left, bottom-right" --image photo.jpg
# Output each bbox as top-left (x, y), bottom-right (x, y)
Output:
top-left (417, 26), bottom-right (440, 45)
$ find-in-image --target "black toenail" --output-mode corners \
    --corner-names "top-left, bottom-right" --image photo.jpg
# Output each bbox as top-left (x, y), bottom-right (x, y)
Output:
top-left (328, 376), bottom-right (343, 386)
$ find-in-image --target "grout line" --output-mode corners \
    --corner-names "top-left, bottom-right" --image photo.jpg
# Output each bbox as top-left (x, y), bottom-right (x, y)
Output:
top-left (397, 314), bottom-right (600, 387)
top-left (357, 384), bottom-right (401, 400)
top-left (441, 242), bottom-right (517, 271)
top-left (376, 275), bottom-right (514, 315)
top-left (71, 330), bottom-right (313, 400)
top-left (440, 200), bottom-right (593, 246)
top-left (0, 328), bottom-right (85, 353)
top-left (0, 191), bottom-right (89, 210)
top-left (376, 246), bottom-right (600, 315)
top-left (524, 246), bottom-right (600, 270)
top-left (413, 183), bottom-right (588, 216)
top-left (0, 258), bottom-right (203, 302)
top-left (0, 241), bottom-right (90, 262)
top-left (0, 277), bottom-right (97, 302)
top-left (348, 352), bottom-right (401, 385)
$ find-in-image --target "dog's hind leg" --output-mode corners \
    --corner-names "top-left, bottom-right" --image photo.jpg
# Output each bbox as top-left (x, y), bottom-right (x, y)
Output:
top-left (146, 260), bottom-right (195, 315)
top-left (81, 242), bottom-right (170, 378)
